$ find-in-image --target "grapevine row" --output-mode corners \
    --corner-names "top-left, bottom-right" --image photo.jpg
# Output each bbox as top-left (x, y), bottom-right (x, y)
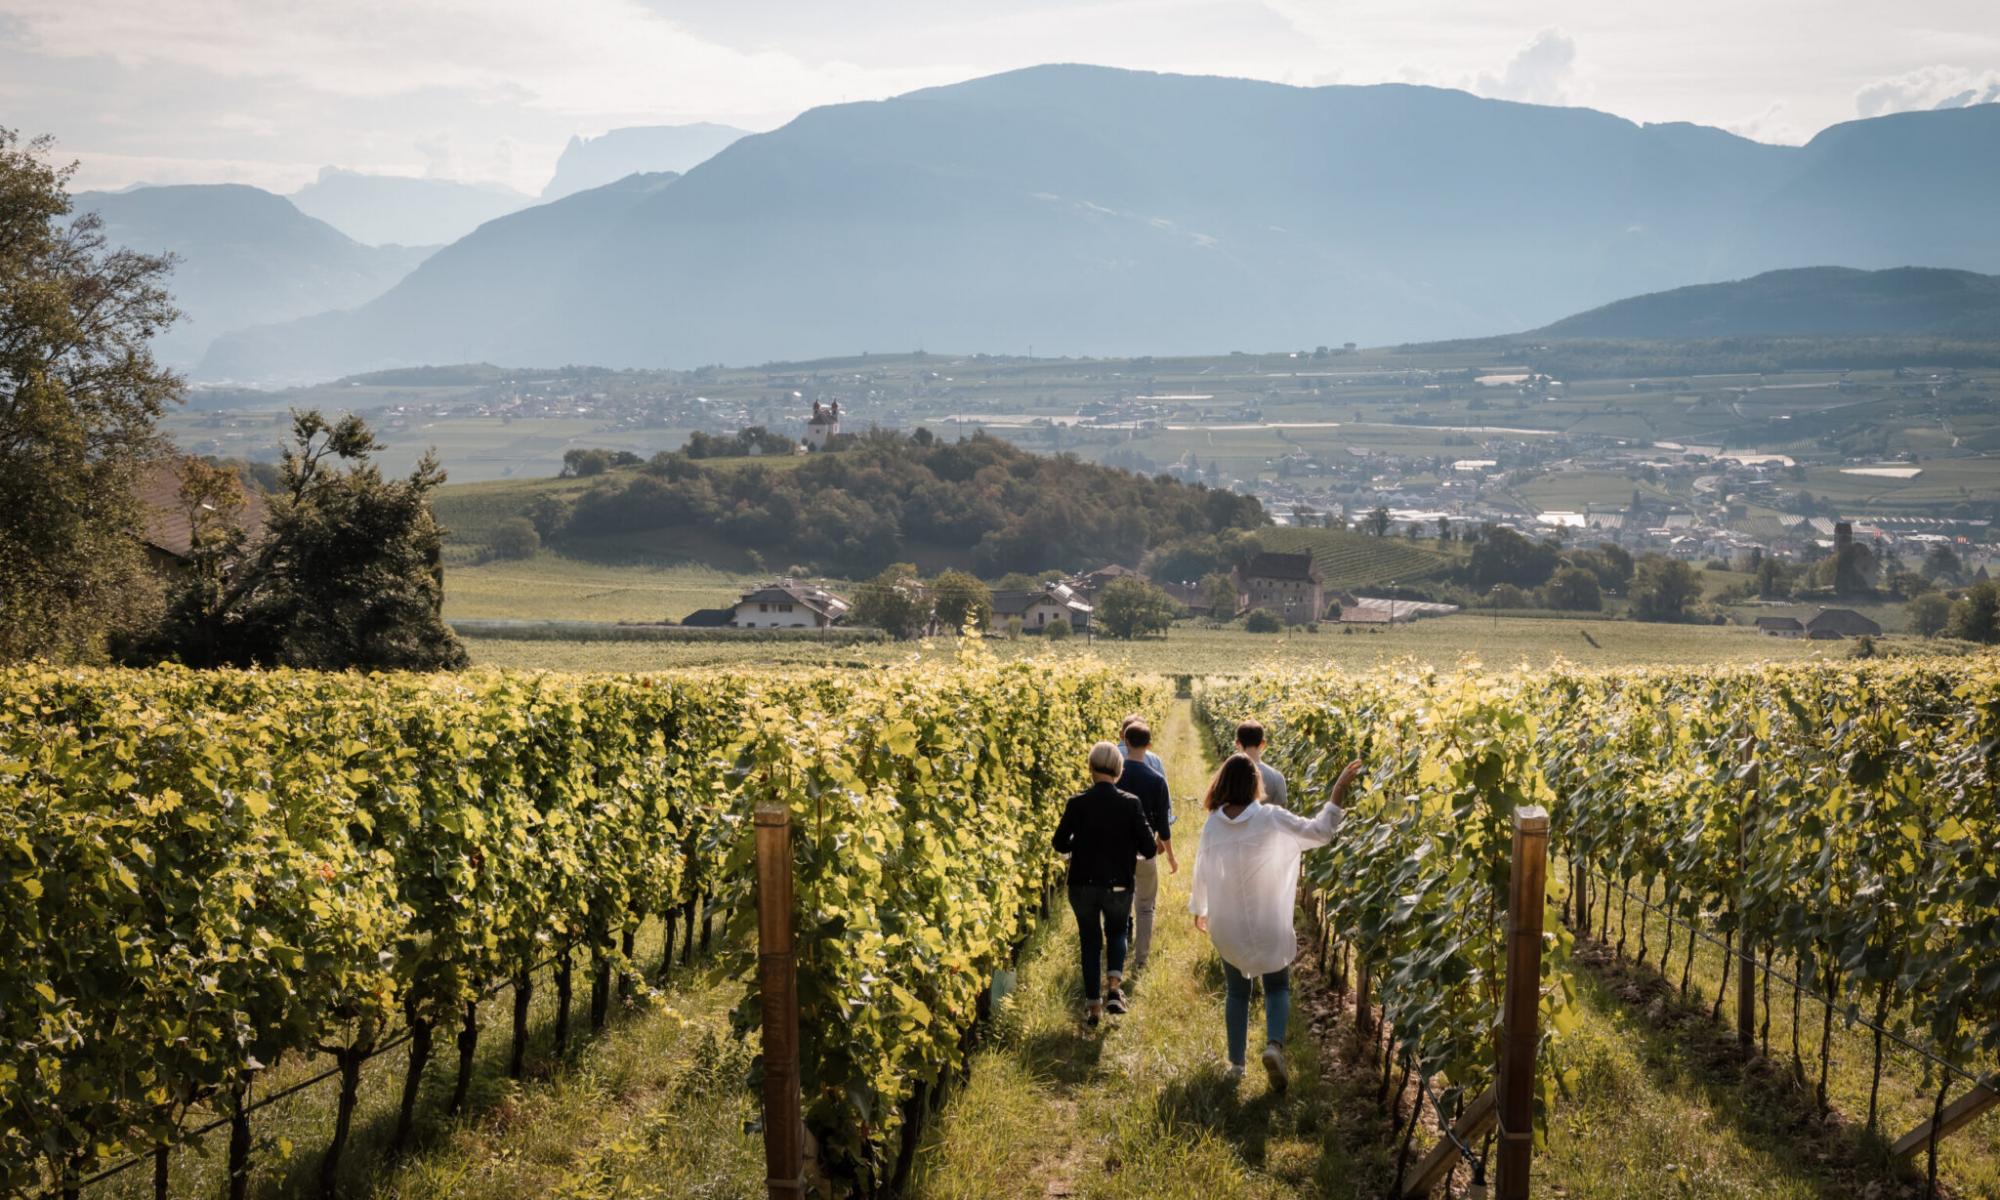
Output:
top-left (0, 654), bottom-right (1156, 1195)
top-left (1199, 655), bottom-right (2000, 1155)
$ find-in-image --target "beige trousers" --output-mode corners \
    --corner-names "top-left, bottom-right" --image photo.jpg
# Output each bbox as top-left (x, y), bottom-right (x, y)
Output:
top-left (1132, 855), bottom-right (1160, 968)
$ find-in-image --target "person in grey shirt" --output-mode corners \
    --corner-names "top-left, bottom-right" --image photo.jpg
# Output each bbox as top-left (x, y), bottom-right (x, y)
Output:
top-left (1235, 720), bottom-right (1286, 808)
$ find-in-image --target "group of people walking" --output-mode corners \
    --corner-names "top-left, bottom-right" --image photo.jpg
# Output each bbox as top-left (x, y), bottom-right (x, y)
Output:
top-left (1051, 715), bottom-right (1362, 1092)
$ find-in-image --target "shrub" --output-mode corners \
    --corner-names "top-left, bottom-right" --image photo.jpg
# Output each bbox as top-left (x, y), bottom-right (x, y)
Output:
top-left (489, 516), bottom-right (540, 560)
top-left (1245, 609), bottom-right (1283, 633)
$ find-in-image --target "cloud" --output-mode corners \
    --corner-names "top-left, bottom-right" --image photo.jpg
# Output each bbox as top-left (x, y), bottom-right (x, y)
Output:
top-left (1474, 28), bottom-right (1578, 106)
top-left (0, 0), bottom-right (965, 122)
top-left (1855, 64), bottom-right (2000, 117)
top-left (1722, 101), bottom-right (1808, 146)
top-left (212, 112), bottom-right (276, 137)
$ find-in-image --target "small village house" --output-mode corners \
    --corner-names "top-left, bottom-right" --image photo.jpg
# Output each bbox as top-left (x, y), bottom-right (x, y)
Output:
top-left (989, 581), bottom-right (1092, 635)
top-left (684, 580), bottom-right (852, 629)
top-left (1754, 615), bottom-right (1805, 638)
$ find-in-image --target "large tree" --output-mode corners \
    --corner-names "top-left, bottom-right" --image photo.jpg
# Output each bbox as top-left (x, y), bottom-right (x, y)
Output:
top-left (929, 569), bottom-right (991, 634)
top-left (1628, 555), bottom-right (1703, 622)
top-left (1096, 576), bottom-right (1180, 640)
top-left (140, 411), bottom-right (467, 670)
top-left (0, 130), bottom-right (182, 661)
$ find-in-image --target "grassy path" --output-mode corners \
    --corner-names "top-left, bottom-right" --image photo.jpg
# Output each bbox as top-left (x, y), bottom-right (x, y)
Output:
top-left (909, 700), bottom-right (1395, 1200)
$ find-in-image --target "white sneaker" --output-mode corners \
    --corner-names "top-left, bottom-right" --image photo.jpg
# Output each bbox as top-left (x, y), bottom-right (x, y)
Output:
top-left (1223, 1062), bottom-right (1245, 1087)
top-left (1261, 1042), bottom-right (1289, 1094)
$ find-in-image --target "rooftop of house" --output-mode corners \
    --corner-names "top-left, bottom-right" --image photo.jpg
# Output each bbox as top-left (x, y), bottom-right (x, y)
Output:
top-left (135, 460), bottom-right (270, 560)
top-left (1236, 551), bottom-right (1321, 583)
top-left (736, 580), bottom-right (851, 618)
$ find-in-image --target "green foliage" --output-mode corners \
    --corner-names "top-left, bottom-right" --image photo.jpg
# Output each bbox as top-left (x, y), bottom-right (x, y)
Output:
top-left (1947, 580), bottom-right (2000, 643)
top-left (1143, 530), bottom-right (1266, 584)
top-left (1200, 571), bottom-right (1238, 623)
top-left (1043, 614), bottom-right (1073, 641)
top-left (678, 426), bottom-right (797, 459)
top-left (0, 655), bottom-right (1157, 1196)
top-left (139, 411), bottom-right (468, 670)
top-left (850, 563), bottom-right (931, 639)
top-left (1244, 608), bottom-right (1283, 633)
top-left (0, 129), bottom-right (182, 663)
top-left (1908, 591), bottom-right (1952, 638)
top-left (559, 448), bottom-right (642, 477)
top-left (1543, 566), bottom-right (1604, 612)
top-left (553, 430), bottom-right (1265, 578)
top-left (1469, 525), bottom-right (1560, 590)
top-left (929, 569), bottom-right (991, 633)
top-left (1198, 668), bottom-right (1571, 1126)
top-left (1628, 555), bottom-right (1703, 622)
top-left (1095, 576), bottom-right (1179, 640)
top-left (1200, 653), bottom-right (2000, 1145)
top-left (489, 516), bottom-right (541, 560)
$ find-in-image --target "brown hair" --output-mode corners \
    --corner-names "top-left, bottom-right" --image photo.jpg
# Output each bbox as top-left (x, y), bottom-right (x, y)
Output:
top-left (1123, 721), bottom-right (1151, 750)
top-left (1235, 720), bottom-right (1265, 748)
top-left (1204, 753), bottom-right (1264, 812)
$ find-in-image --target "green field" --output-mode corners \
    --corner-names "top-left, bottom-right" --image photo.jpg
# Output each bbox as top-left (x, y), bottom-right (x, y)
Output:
top-left (460, 615), bottom-right (1832, 676)
top-left (1256, 526), bottom-right (1460, 588)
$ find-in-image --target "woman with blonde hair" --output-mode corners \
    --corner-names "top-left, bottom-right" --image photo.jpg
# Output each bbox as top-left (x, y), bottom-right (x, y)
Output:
top-left (1189, 750), bottom-right (1362, 1090)
top-left (1052, 740), bottom-right (1161, 1026)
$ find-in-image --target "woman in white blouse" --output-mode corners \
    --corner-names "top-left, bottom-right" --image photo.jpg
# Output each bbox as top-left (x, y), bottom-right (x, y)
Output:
top-left (1189, 751), bottom-right (1363, 1091)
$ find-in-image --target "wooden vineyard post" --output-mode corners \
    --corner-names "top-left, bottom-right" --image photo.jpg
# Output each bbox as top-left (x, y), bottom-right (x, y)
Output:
top-left (755, 804), bottom-right (806, 1200)
top-left (1890, 1073), bottom-right (2000, 1159)
top-left (1736, 738), bottom-right (1758, 1054)
top-left (1496, 806), bottom-right (1549, 1200)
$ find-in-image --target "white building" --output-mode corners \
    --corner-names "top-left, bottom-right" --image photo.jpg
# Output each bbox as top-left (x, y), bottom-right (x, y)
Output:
top-left (730, 581), bottom-right (851, 629)
top-left (989, 581), bottom-right (1093, 634)
top-left (805, 399), bottom-right (842, 450)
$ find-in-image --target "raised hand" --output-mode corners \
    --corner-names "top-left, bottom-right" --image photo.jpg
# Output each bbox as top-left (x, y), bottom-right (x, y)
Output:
top-left (1331, 758), bottom-right (1364, 803)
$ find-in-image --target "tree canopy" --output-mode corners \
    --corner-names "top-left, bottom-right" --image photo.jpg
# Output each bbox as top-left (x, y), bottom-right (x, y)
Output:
top-left (139, 411), bottom-right (467, 670)
top-left (0, 129), bottom-right (183, 662)
top-left (541, 429), bottom-right (1266, 578)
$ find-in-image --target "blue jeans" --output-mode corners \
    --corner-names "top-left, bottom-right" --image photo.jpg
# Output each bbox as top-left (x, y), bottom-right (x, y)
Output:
top-left (1068, 884), bottom-right (1134, 1002)
top-left (1224, 962), bottom-right (1291, 1066)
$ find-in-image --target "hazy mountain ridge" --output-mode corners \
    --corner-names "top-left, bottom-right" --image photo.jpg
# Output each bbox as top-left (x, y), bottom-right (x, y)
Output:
top-left (191, 66), bottom-right (2000, 381)
top-left (72, 184), bottom-right (434, 369)
top-left (541, 123), bottom-right (748, 199)
top-left (289, 168), bottom-right (532, 247)
top-left (1535, 266), bottom-right (2000, 339)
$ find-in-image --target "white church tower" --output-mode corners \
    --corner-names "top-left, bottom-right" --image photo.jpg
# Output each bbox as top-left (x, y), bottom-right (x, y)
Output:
top-left (805, 399), bottom-right (841, 450)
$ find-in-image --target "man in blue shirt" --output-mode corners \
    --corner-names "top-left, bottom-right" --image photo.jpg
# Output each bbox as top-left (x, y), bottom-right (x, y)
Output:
top-left (1119, 721), bottom-right (1176, 977)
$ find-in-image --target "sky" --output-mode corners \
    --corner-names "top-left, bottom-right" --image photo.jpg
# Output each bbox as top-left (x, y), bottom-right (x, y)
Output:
top-left (3, 0), bottom-right (1996, 196)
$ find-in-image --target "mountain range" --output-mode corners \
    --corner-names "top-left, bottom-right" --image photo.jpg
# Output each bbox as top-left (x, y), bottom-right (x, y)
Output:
top-left (1535, 267), bottom-right (2000, 340)
top-left (71, 184), bottom-right (433, 369)
top-left (194, 66), bottom-right (2000, 382)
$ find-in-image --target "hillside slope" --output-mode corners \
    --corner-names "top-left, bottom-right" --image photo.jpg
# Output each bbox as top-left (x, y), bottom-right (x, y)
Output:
top-left (199, 66), bottom-right (2000, 381)
top-left (1535, 266), bottom-right (2000, 339)
top-left (74, 184), bottom-right (431, 368)
top-left (540, 124), bottom-right (748, 199)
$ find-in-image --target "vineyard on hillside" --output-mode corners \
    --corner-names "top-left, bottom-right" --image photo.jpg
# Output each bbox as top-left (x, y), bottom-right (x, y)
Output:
top-left (1200, 656), bottom-right (2000, 1193)
top-left (0, 654), bottom-right (1159, 1197)
top-left (1256, 527), bottom-right (1458, 590)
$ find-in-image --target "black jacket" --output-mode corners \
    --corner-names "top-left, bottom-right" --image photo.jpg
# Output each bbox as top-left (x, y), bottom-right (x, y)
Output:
top-left (1052, 780), bottom-right (1158, 889)
top-left (1117, 758), bottom-right (1172, 846)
